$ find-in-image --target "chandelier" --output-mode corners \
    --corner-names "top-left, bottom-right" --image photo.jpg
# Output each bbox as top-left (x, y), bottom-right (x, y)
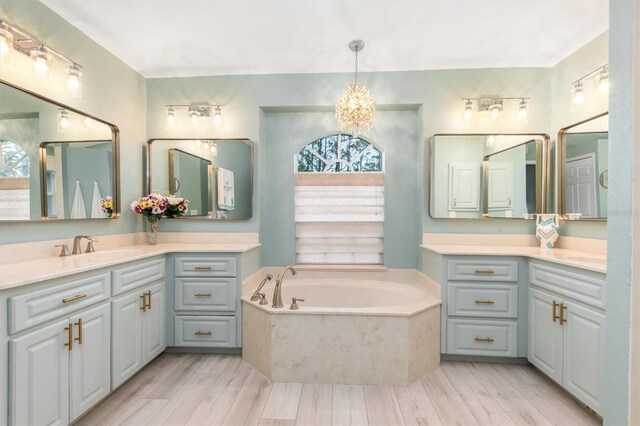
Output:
top-left (336, 40), bottom-right (376, 136)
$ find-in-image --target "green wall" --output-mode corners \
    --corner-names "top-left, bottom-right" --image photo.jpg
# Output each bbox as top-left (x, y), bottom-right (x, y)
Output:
top-left (0, 0), bottom-right (146, 243)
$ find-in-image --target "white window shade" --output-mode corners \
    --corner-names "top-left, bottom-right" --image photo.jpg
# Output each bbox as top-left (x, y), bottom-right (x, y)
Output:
top-left (295, 173), bottom-right (384, 265)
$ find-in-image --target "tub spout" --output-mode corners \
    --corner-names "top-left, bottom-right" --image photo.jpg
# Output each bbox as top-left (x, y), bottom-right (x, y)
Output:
top-left (272, 266), bottom-right (297, 308)
top-left (250, 273), bottom-right (273, 301)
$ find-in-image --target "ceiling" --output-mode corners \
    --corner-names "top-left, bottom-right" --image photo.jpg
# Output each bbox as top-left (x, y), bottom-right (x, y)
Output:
top-left (39, 0), bottom-right (609, 79)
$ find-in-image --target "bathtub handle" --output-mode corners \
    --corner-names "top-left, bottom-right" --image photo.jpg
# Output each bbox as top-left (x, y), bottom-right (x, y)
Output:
top-left (290, 297), bottom-right (305, 310)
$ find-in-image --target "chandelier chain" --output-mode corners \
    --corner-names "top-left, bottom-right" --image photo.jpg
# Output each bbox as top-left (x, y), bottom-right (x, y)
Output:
top-left (354, 48), bottom-right (358, 84)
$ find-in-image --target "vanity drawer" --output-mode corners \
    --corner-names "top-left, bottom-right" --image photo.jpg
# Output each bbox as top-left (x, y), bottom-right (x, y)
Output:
top-left (8, 272), bottom-right (110, 334)
top-left (447, 259), bottom-right (519, 282)
top-left (112, 258), bottom-right (165, 296)
top-left (175, 257), bottom-right (237, 277)
top-left (529, 262), bottom-right (605, 309)
top-left (174, 315), bottom-right (237, 347)
top-left (447, 319), bottom-right (517, 357)
top-left (447, 284), bottom-right (518, 318)
top-left (175, 278), bottom-right (236, 311)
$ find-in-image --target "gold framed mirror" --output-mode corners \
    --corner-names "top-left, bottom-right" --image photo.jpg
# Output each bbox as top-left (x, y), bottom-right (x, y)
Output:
top-left (147, 138), bottom-right (254, 220)
top-left (427, 133), bottom-right (550, 220)
top-left (558, 112), bottom-right (608, 221)
top-left (0, 79), bottom-right (120, 221)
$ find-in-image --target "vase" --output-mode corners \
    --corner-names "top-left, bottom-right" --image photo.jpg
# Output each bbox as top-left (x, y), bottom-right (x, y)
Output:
top-left (536, 214), bottom-right (560, 248)
top-left (145, 219), bottom-right (160, 245)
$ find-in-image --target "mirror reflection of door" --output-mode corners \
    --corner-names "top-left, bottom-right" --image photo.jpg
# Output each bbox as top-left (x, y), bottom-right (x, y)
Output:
top-left (487, 162), bottom-right (513, 214)
top-left (448, 162), bottom-right (480, 213)
top-left (566, 153), bottom-right (597, 218)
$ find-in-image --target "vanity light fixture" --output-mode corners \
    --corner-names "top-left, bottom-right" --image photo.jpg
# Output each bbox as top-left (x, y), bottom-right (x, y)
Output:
top-left (209, 141), bottom-right (218, 156)
top-left (572, 81), bottom-right (585, 107)
top-left (335, 40), bottom-right (376, 135)
top-left (461, 97), bottom-right (529, 121)
top-left (518, 99), bottom-right (528, 120)
top-left (0, 21), bottom-right (13, 57)
top-left (164, 104), bottom-right (223, 128)
top-left (570, 63), bottom-right (608, 108)
top-left (166, 107), bottom-right (176, 127)
top-left (597, 67), bottom-right (609, 93)
top-left (0, 20), bottom-right (84, 93)
top-left (30, 45), bottom-right (49, 75)
top-left (463, 99), bottom-right (473, 120)
top-left (58, 109), bottom-right (70, 130)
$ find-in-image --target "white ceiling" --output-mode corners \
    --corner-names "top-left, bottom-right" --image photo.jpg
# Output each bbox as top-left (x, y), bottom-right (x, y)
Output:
top-left (39, 0), bottom-right (609, 78)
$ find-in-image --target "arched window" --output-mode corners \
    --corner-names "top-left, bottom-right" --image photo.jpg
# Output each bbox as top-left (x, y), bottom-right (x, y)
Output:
top-left (0, 140), bottom-right (30, 177)
top-left (297, 133), bottom-right (382, 172)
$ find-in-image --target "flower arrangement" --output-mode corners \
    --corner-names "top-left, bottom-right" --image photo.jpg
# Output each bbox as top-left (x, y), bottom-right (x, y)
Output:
top-left (130, 193), bottom-right (189, 244)
top-left (99, 196), bottom-right (113, 217)
top-left (164, 195), bottom-right (189, 219)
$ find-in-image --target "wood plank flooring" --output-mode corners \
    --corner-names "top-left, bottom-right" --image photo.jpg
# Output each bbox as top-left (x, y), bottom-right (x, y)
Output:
top-left (77, 354), bottom-right (602, 426)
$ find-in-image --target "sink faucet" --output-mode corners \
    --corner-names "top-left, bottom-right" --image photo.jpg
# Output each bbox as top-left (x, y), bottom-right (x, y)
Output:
top-left (250, 273), bottom-right (274, 301)
top-left (272, 266), bottom-right (297, 308)
top-left (72, 235), bottom-right (97, 255)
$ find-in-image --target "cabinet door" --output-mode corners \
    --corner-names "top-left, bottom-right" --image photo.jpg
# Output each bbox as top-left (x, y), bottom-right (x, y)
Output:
top-left (562, 302), bottom-right (605, 414)
top-left (528, 288), bottom-right (563, 384)
top-left (9, 318), bottom-right (70, 426)
top-left (70, 303), bottom-right (111, 421)
top-left (448, 162), bottom-right (480, 211)
top-left (487, 161), bottom-right (514, 210)
top-left (143, 281), bottom-right (166, 365)
top-left (112, 291), bottom-right (144, 388)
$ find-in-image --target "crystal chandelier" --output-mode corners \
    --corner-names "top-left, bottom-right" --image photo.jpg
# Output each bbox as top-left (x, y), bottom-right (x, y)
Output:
top-left (336, 40), bottom-right (376, 136)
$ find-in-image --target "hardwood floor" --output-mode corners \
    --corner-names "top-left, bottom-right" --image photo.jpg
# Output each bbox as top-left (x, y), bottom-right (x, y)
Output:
top-left (77, 353), bottom-right (602, 426)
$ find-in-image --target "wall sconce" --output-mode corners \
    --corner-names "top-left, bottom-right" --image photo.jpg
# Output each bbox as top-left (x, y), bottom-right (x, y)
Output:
top-left (461, 97), bottom-right (529, 121)
top-left (571, 64), bottom-right (608, 109)
top-left (0, 20), bottom-right (84, 93)
top-left (164, 103), bottom-right (224, 128)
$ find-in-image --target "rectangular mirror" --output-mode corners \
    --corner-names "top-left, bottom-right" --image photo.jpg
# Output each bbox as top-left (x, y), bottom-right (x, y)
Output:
top-left (483, 139), bottom-right (545, 218)
top-left (428, 133), bottom-right (550, 219)
top-left (0, 80), bottom-right (119, 221)
top-left (147, 138), bottom-right (253, 220)
top-left (558, 112), bottom-right (608, 221)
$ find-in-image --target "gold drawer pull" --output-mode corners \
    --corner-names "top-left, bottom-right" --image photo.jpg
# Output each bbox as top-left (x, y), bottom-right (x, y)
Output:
top-left (552, 300), bottom-right (559, 322)
top-left (474, 337), bottom-right (495, 343)
top-left (474, 299), bottom-right (495, 305)
top-left (194, 266), bottom-right (212, 271)
top-left (194, 293), bottom-right (212, 297)
top-left (195, 331), bottom-right (212, 336)
top-left (62, 294), bottom-right (87, 304)
top-left (74, 318), bottom-right (83, 345)
top-left (474, 269), bottom-right (496, 274)
top-left (559, 302), bottom-right (567, 324)
top-left (64, 323), bottom-right (73, 351)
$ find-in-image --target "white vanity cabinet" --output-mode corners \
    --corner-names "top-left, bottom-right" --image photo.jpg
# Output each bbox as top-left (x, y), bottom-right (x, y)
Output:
top-left (111, 258), bottom-right (166, 388)
top-left (8, 277), bottom-right (111, 425)
top-left (441, 257), bottom-right (526, 358)
top-left (528, 261), bottom-right (606, 415)
top-left (168, 255), bottom-right (242, 349)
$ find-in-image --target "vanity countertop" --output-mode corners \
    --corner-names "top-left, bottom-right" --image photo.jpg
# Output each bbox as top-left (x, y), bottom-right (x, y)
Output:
top-left (0, 242), bottom-right (261, 290)
top-left (420, 244), bottom-right (606, 274)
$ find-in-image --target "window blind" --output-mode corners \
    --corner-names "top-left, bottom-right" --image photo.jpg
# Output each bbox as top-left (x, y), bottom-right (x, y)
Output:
top-left (295, 173), bottom-right (384, 265)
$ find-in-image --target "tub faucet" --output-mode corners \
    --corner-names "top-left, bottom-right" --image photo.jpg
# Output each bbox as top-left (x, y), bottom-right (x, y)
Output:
top-left (272, 266), bottom-right (297, 308)
top-left (250, 273), bottom-right (273, 301)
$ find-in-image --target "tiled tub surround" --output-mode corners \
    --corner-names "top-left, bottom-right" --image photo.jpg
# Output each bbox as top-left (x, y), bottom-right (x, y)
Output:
top-left (242, 269), bottom-right (441, 385)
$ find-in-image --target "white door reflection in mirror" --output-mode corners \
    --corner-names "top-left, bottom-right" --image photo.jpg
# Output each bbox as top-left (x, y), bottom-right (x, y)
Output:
top-left (487, 162), bottom-right (513, 211)
top-left (448, 162), bottom-right (479, 211)
top-left (566, 154), bottom-right (597, 218)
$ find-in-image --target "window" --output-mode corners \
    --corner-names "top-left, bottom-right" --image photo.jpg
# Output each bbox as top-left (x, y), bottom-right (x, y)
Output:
top-left (297, 134), bottom-right (382, 172)
top-left (295, 134), bottom-right (384, 265)
top-left (0, 140), bottom-right (30, 177)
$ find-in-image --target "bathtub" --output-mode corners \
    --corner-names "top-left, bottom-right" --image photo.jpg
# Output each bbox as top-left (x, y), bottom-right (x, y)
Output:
top-left (241, 269), bottom-right (441, 385)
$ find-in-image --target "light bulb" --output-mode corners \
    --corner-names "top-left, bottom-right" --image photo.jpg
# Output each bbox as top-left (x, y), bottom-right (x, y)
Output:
top-left (210, 142), bottom-right (218, 156)
top-left (486, 135), bottom-right (495, 148)
top-left (84, 117), bottom-right (93, 128)
top-left (213, 106), bottom-right (222, 127)
top-left (189, 107), bottom-right (200, 125)
top-left (518, 99), bottom-right (528, 120)
top-left (0, 22), bottom-right (12, 57)
top-left (166, 107), bottom-right (175, 127)
top-left (463, 100), bottom-right (473, 120)
top-left (196, 139), bottom-right (202, 146)
top-left (30, 46), bottom-right (49, 75)
top-left (58, 109), bottom-right (70, 130)
top-left (67, 64), bottom-right (82, 92)
top-left (490, 105), bottom-right (502, 120)
top-left (572, 81), bottom-right (584, 106)
top-left (597, 68), bottom-right (609, 93)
